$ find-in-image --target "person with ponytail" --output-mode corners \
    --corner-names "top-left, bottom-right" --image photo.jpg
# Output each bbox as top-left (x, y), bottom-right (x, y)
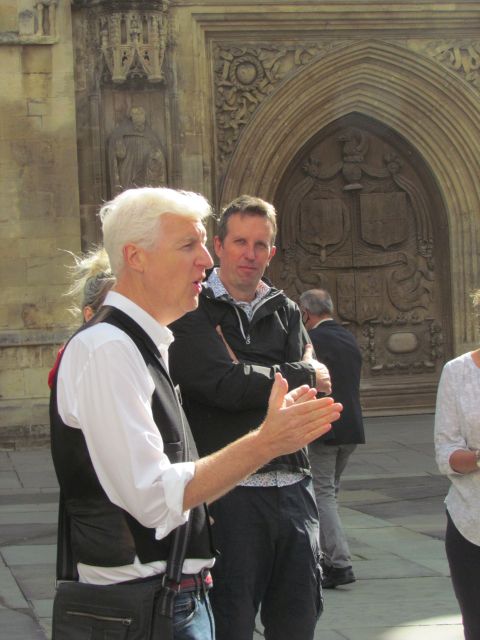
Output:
top-left (47, 247), bottom-right (115, 388)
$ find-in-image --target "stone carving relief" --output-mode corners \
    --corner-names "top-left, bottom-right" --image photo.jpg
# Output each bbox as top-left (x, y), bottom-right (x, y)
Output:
top-left (33, 0), bottom-right (57, 36)
top-left (272, 121), bottom-right (447, 379)
top-left (98, 2), bottom-right (169, 84)
top-left (410, 40), bottom-right (480, 90)
top-left (213, 43), bottom-right (336, 171)
top-left (12, 0), bottom-right (58, 41)
top-left (108, 106), bottom-right (167, 195)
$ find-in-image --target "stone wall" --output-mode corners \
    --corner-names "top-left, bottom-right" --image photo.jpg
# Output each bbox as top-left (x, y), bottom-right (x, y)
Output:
top-left (1, 1), bottom-right (480, 442)
top-left (0, 0), bottom-right (80, 446)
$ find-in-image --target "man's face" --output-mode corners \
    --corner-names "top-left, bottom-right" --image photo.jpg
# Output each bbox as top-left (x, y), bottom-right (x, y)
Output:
top-left (214, 212), bottom-right (276, 301)
top-left (141, 213), bottom-right (213, 324)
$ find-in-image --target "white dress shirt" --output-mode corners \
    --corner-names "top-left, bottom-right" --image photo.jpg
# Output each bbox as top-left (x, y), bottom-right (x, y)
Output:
top-left (57, 291), bottom-right (214, 584)
top-left (434, 351), bottom-right (480, 546)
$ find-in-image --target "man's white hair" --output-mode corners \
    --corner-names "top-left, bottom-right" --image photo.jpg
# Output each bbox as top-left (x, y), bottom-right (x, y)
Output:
top-left (99, 187), bottom-right (212, 275)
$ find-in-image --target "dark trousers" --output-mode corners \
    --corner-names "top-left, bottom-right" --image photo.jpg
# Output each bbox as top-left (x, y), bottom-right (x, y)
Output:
top-left (209, 477), bottom-right (322, 640)
top-left (445, 510), bottom-right (480, 640)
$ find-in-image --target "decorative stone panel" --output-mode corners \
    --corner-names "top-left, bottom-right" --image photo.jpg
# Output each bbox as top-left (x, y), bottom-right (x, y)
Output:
top-left (213, 42), bottom-right (335, 173)
top-left (409, 40), bottom-right (480, 91)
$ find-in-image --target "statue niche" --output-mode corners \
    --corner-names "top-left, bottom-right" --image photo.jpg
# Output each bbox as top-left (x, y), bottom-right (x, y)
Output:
top-left (108, 106), bottom-right (167, 196)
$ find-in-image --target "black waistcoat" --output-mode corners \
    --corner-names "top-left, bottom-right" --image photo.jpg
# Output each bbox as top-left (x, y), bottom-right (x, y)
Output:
top-left (50, 306), bottom-right (214, 571)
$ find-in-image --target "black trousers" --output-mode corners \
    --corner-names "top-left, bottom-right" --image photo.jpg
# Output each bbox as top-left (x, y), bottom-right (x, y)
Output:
top-left (445, 510), bottom-right (480, 640)
top-left (209, 477), bottom-right (322, 640)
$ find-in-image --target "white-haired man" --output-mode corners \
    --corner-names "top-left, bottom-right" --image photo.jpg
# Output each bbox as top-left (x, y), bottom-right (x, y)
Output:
top-left (50, 187), bottom-right (342, 640)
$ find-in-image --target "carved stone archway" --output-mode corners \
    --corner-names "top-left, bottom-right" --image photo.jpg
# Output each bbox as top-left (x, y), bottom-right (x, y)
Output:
top-left (220, 39), bottom-right (480, 359)
top-left (270, 113), bottom-right (451, 414)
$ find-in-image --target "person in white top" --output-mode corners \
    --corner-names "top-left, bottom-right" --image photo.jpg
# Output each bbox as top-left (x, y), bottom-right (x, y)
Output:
top-left (51, 186), bottom-right (342, 640)
top-left (434, 288), bottom-right (480, 640)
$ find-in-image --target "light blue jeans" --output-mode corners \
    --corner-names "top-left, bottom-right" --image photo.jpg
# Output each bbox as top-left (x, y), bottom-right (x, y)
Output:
top-left (173, 590), bottom-right (215, 640)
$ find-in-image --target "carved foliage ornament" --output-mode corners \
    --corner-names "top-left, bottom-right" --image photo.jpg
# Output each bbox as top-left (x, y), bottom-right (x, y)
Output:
top-left (213, 43), bottom-right (336, 169)
top-left (97, 2), bottom-right (169, 84)
top-left (412, 40), bottom-right (480, 90)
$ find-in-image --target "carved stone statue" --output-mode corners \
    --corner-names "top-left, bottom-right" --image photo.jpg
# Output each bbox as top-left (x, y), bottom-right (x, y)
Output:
top-left (108, 106), bottom-right (167, 196)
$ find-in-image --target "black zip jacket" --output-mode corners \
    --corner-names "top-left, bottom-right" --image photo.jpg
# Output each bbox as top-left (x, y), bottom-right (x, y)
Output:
top-left (169, 281), bottom-right (316, 474)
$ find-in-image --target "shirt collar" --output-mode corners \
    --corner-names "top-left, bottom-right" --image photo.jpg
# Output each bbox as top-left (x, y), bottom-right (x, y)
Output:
top-left (207, 268), bottom-right (271, 303)
top-left (103, 291), bottom-right (174, 350)
top-left (311, 317), bottom-right (333, 330)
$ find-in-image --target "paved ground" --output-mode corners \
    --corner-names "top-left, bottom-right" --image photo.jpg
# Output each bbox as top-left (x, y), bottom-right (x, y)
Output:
top-left (0, 414), bottom-right (464, 639)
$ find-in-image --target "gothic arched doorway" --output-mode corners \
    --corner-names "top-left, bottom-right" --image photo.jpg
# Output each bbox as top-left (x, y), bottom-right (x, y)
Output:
top-left (269, 113), bottom-right (453, 414)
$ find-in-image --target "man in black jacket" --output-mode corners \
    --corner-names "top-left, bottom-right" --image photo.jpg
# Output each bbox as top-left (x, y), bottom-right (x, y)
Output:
top-left (299, 288), bottom-right (365, 589)
top-left (170, 196), bottom-right (332, 640)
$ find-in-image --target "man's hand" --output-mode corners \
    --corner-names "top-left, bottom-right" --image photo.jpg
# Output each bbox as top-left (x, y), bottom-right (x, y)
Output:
top-left (185, 374), bottom-right (342, 510)
top-left (257, 373), bottom-right (342, 460)
top-left (302, 344), bottom-right (332, 394)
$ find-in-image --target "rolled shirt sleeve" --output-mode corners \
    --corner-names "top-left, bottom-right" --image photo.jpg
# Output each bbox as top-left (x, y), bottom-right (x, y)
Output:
top-left (434, 361), bottom-right (466, 476)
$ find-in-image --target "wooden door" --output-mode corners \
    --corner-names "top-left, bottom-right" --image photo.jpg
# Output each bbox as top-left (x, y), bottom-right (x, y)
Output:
top-left (270, 114), bottom-right (452, 414)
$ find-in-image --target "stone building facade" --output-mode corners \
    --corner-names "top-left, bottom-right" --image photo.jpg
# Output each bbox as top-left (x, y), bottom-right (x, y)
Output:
top-left (1, 0), bottom-right (480, 443)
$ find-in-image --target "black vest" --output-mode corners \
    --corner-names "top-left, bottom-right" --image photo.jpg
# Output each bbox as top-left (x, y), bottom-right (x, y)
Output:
top-left (50, 306), bottom-right (214, 570)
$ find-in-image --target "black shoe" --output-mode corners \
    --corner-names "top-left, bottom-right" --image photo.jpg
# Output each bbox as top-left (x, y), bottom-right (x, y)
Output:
top-left (321, 565), bottom-right (356, 589)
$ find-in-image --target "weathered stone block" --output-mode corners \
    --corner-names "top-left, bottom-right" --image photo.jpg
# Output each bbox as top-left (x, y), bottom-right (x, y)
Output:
top-left (26, 254), bottom-right (71, 287)
top-left (23, 74), bottom-right (51, 101)
top-left (0, 259), bottom-right (27, 286)
top-left (21, 47), bottom-right (52, 75)
top-left (27, 99), bottom-right (48, 117)
top-left (0, 345), bottom-right (43, 370)
top-left (0, 2), bottom-right (18, 32)
top-left (24, 367), bottom-right (50, 397)
top-left (0, 369), bottom-right (25, 399)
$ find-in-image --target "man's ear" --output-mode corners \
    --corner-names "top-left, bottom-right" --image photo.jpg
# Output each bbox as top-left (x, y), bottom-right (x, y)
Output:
top-left (123, 243), bottom-right (145, 272)
top-left (267, 245), bottom-right (277, 265)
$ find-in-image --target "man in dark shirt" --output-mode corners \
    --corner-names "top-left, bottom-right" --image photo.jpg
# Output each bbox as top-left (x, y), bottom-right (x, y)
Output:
top-left (300, 288), bottom-right (365, 589)
top-left (170, 196), bottom-right (332, 640)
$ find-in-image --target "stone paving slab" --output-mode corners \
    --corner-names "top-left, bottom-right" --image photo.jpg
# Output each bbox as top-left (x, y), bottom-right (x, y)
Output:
top-left (353, 496), bottom-right (443, 520)
top-left (0, 566), bottom-right (30, 609)
top-left (1, 544), bottom-right (56, 566)
top-left (0, 491), bottom-right (58, 505)
top-left (31, 599), bottom-right (53, 619)
top-left (349, 526), bottom-right (446, 559)
top-left (0, 454), bottom-right (14, 471)
top-left (0, 511), bottom-right (57, 525)
top-left (12, 471), bottom-right (59, 490)
top-left (340, 507), bottom-right (397, 529)
top-left (0, 472), bottom-right (22, 490)
top-left (0, 523), bottom-right (57, 546)
top-left (11, 564), bottom-right (55, 600)
top-left (318, 623), bottom-right (463, 640)
top-left (0, 414), bottom-right (468, 640)
top-left (0, 502), bottom-right (57, 513)
top-left (0, 608), bottom-right (47, 639)
top-left (318, 576), bottom-right (460, 629)
top-left (353, 557), bottom-right (444, 580)
top-left (339, 489), bottom-right (392, 504)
